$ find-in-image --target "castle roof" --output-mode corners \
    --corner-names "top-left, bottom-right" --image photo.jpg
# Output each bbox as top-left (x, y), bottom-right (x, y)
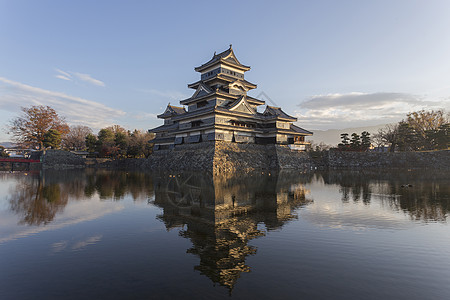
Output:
top-left (194, 45), bottom-right (251, 72)
top-left (180, 82), bottom-right (213, 104)
top-left (263, 106), bottom-right (297, 121)
top-left (157, 104), bottom-right (187, 119)
top-left (148, 122), bottom-right (179, 133)
top-left (188, 75), bottom-right (256, 90)
top-left (291, 124), bottom-right (313, 135)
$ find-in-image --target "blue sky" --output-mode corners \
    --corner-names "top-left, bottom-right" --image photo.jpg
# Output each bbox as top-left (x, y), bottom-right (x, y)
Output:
top-left (1, 0), bottom-right (450, 141)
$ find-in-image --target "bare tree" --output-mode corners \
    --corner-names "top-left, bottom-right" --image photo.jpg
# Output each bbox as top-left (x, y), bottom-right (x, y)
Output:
top-left (309, 140), bottom-right (332, 152)
top-left (63, 125), bottom-right (93, 150)
top-left (376, 124), bottom-right (399, 152)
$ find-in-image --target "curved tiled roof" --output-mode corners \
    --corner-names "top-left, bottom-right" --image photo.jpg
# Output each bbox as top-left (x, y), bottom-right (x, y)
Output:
top-left (291, 124), bottom-right (313, 135)
top-left (188, 75), bottom-right (256, 90)
top-left (194, 45), bottom-right (250, 72)
top-left (157, 104), bottom-right (187, 118)
top-left (263, 106), bottom-right (297, 121)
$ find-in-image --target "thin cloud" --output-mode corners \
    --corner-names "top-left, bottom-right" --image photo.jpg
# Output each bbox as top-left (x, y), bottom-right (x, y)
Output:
top-left (54, 69), bottom-right (105, 87)
top-left (73, 72), bottom-right (105, 87)
top-left (296, 92), bottom-right (449, 129)
top-left (55, 69), bottom-right (72, 81)
top-left (0, 77), bottom-right (125, 130)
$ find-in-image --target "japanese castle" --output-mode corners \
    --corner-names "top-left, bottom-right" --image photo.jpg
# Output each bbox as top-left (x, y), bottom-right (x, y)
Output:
top-left (150, 45), bottom-right (312, 150)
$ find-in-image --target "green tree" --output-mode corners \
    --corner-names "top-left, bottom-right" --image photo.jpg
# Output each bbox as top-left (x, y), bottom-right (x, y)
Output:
top-left (426, 123), bottom-right (450, 150)
top-left (405, 109), bottom-right (448, 150)
top-left (338, 133), bottom-right (350, 150)
top-left (350, 133), bottom-right (361, 150)
top-left (114, 131), bottom-right (129, 158)
top-left (96, 125), bottom-right (128, 158)
top-left (96, 128), bottom-right (116, 156)
top-left (85, 133), bottom-right (98, 153)
top-left (361, 131), bottom-right (371, 151)
top-left (0, 146), bottom-right (8, 157)
top-left (43, 129), bottom-right (62, 149)
top-left (395, 122), bottom-right (417, 151)
top-left (127, 130), bottom-right (154, 158)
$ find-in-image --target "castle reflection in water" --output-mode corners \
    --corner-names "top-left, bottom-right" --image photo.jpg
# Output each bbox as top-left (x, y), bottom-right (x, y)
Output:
top-left (152, 171), bottom-right (312, 290)
top-left (4, 168), bottom-right (449, 291)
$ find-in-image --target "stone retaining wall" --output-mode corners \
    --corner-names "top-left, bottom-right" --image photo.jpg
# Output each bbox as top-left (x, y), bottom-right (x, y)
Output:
top-left (42, 150), bottom-right (85, 169)
top-left (142, 142), bottom-right (215, 171)
top-left (213, 141), bottom-right (277, 174)
top-left (327, 150), bottom-right (450, 169)
top-left (41, 146), bottom-right (449, 172)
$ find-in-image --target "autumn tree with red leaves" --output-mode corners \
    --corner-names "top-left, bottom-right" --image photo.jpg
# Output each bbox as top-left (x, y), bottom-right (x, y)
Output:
top-left (8, 105), bottom-right (69, 150)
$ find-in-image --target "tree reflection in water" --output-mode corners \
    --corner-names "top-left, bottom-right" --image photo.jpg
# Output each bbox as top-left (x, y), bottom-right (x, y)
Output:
top-left (321, 170), bottom-right (450, 223)
top-left (9, 172), bottom-right (70, 225)
top-left (151, 171), bottom-right (313, 291)
top-left (5, 168), bottom-right (449, 290)
top-left (8, 169), bottom-right (156, 226)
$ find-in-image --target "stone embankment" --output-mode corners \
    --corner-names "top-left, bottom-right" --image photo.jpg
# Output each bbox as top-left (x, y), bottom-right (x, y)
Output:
top-left (327, 150), bottom-right (450, 169)
top-left (41, 150), bottom-right (85, 169)
top-left (40, 146), bottom-right (449, 172)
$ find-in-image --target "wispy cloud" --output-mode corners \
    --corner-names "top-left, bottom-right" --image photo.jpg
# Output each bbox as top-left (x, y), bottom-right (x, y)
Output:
top-left (296, 92), bottom-right (449, 129)
top-left (73, 72), bottom-right (105, 87)
top-left (54, 69), bottom-right (105, 87)
top-left (55, 69), bottom-right (72, 81)
top-left (0, 77), bottom-right (125, 130)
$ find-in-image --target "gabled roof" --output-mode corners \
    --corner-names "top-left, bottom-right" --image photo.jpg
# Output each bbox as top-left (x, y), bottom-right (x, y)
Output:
top-left (228, 80), bottom-right (248, 92)
top-left (291, 124), bottom-right (313, 135)
top-left (246, 95), bottom-right (265, 106)
top-left (180, 82), bottom-right (212, 104)
top-left (227, 96), bottom-right (257, 115)
top-left (263, 106), bottom-right (297, 121)
top-left (194, 45), bottom-right (251, 72)
top-left (157, 104), bottom-right (187, 119)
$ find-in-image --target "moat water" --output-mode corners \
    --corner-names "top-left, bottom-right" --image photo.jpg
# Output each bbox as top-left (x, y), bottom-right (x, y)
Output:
top-left (1, 169), bottom-right (449, 300)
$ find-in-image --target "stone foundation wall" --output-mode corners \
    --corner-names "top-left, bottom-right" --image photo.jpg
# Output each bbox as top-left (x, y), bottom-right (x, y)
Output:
top-left (274, 145), bottom-right (313, 170)
top-left (142, 141), bottom-right (215, 171)
top-left (212, 141), bottom-right (277, 174)
top-left (40, 145), bottom-right (449, 172)
top-left (42, 150), bottom-right (85, 169)
top-left (328, 150), bottom-right (450, 169)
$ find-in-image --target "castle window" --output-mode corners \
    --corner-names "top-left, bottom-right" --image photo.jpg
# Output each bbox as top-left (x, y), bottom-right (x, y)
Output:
top-left (197, 100), bottom-right (208, 108)
top-left (191, 120), bottom-right (202, 127)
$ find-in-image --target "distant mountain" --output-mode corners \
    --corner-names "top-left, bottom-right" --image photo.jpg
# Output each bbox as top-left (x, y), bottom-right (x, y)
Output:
top-left (306, 124), bottom-right (387, 146)
top-left (0, 142), bottom-right (15, 148)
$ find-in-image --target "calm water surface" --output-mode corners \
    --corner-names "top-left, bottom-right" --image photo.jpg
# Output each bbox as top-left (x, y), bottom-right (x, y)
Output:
top-left (0, 169), bottom-right (449, 299)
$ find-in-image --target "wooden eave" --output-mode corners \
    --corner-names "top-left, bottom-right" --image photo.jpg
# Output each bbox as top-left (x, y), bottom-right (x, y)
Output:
top-left (215, 107), bottom-right (263, 120)
top-left (180, 90), bottom-right (240, 105)
top-left (195, 59), bottom-right (251, 72)
top-left (188, 75), bottom-right (256, 90)
top-left (170, 106), bottom-right (216, 121)
top-left (246, 96), bottom-right (265, 106)
top-left (268, 128), bottom-right (313, 136)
